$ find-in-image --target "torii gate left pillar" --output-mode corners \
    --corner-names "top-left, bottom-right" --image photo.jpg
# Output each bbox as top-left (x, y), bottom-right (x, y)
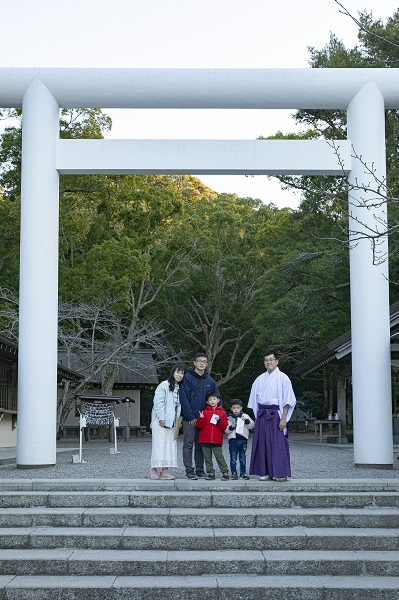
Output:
top-left (17, 80), bottom-right (59, 468)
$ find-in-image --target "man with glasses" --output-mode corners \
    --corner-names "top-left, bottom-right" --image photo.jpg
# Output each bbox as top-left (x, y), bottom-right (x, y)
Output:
top-left (179, 352), bottom-right (220, 479)
top-left (248, 350), bottom-right (296, 481)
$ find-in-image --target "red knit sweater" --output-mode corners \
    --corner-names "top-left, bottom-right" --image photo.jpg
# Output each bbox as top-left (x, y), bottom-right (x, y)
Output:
top-left (196, 405), bottom-right (228, 445)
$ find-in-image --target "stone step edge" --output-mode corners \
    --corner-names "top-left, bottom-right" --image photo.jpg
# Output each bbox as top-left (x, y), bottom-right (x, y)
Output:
top-left (1, 548), bottom-right (399, 571)
top-left (2, 548), bottom-right (399, 558)
top-left (1, 574), bottom-right (399, 594)
top-left (0, 527), bottom-right (399, 552)
top-left (2, 489), bottom-right (399, 495)
top-left (0, 506), bottom-right (399, 516)
top-left (2, 492), bottom-right (399, 510)
top-left (2, 509), bottom-right (399, 530)
top-left (1, 478), bottom-right (399, 492)
top-left (1, 525), bottom-right (399, 539)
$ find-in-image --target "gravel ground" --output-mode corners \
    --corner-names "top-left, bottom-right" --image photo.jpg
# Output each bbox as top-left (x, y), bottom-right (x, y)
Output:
top-left (1, 433), bottom-right (399, 479)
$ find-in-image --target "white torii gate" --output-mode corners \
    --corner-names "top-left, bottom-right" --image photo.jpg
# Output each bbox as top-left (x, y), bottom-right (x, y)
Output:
top-left (0, 67), bottom-right (397, 468)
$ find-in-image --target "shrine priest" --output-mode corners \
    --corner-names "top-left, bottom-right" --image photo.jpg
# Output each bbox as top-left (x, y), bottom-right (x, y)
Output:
top-left (248, 350), bottom-right (296, 482)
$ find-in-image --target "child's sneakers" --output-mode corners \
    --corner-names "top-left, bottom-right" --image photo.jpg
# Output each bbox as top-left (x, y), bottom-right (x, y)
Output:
top-left (240, 473), bottom-right (250, 480)
top-left (231, 472), bottom-right (238, 480)
top-left (221, 473), bottom-right (229, 481)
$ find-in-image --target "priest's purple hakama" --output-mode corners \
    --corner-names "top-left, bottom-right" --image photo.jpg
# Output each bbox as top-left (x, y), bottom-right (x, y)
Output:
top-left (248, 367), bottom-right (296, 479)
top-left (250, 404), bottom-right (291, 477)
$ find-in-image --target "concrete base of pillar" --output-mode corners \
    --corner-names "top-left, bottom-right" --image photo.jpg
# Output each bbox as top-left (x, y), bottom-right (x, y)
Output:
top-left (354, 463), bottom-right (393, 469)
top-left (17, 463), bottom-right (55, 469)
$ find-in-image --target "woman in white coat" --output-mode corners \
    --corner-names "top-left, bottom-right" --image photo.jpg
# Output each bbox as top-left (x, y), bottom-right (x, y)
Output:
top-left (150, 363), bottom-right (185, 480)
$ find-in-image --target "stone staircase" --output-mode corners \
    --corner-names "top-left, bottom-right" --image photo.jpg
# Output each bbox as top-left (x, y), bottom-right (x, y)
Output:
top-left (0, 478), bottom-right (399, 598)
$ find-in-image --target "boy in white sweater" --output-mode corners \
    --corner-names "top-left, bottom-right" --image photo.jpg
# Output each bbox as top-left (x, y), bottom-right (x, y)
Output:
top-left (225, 399), bottom-right (255, 480)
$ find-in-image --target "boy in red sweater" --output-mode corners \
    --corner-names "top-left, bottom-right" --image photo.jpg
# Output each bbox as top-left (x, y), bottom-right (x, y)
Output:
top-left (196, 391), bottom-right (229, 480)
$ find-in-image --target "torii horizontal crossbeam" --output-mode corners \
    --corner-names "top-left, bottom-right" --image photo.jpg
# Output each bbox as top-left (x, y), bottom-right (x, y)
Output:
top-left (56, 139), bottom-right (351, 175)
top-left (0, 68), bottom-right (398, 109)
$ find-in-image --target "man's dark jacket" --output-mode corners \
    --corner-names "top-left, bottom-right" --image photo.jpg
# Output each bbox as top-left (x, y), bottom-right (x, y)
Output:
top-left (179, 367), bottom-right (220, 422)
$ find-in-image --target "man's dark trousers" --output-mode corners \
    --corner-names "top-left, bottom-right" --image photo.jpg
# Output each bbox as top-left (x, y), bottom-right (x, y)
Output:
top-left (182, 420), bottom-right (204, 474)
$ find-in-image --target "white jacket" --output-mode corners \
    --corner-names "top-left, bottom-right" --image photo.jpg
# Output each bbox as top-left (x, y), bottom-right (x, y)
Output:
top-left (225, 412), bottom-right (255, 440)
top-left (150, 379), bottom-right (181, 429)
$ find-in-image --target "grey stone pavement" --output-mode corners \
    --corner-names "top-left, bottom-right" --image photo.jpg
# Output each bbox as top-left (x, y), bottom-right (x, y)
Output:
top-left (1, 432), bottom-right (399, 479)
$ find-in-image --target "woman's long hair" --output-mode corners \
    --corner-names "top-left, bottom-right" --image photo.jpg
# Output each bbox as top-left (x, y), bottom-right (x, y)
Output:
top-left (168, 363), bottom-right (185, 391)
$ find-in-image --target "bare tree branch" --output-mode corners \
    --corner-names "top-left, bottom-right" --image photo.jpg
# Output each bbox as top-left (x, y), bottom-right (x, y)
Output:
top-left (334, 0), bottom-right (399, 64)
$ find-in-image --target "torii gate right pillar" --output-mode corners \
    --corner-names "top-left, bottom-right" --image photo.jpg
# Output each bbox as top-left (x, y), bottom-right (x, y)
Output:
top-left (347, 82), bottom-right (393, 467)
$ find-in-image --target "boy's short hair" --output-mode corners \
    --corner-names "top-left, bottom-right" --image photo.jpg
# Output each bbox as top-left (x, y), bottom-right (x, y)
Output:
top-left (206, 390), bottom-right (220, 402)
top-left (230, 399), bottom-right (242, 407)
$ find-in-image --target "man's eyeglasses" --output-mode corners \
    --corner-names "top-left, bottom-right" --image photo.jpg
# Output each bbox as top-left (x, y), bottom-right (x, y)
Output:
top-left (264, 358), bottom-right (276, 363)
top-left (195, 359), bottom-right (208, 364)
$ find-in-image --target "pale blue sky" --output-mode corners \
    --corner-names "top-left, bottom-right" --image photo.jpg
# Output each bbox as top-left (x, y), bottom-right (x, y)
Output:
top-left (0, 0), bottom-right (397, 208)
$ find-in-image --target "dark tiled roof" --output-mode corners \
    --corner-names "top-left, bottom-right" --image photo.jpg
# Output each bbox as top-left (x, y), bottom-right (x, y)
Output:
top-left (57, 350), bottom-right (159, 386)
top-left (0, 334), bottom-right (18, 359)
top-left (0, 334), bottom-right (83, 382)
top-left (294, 300), bottom-right (399, 377)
